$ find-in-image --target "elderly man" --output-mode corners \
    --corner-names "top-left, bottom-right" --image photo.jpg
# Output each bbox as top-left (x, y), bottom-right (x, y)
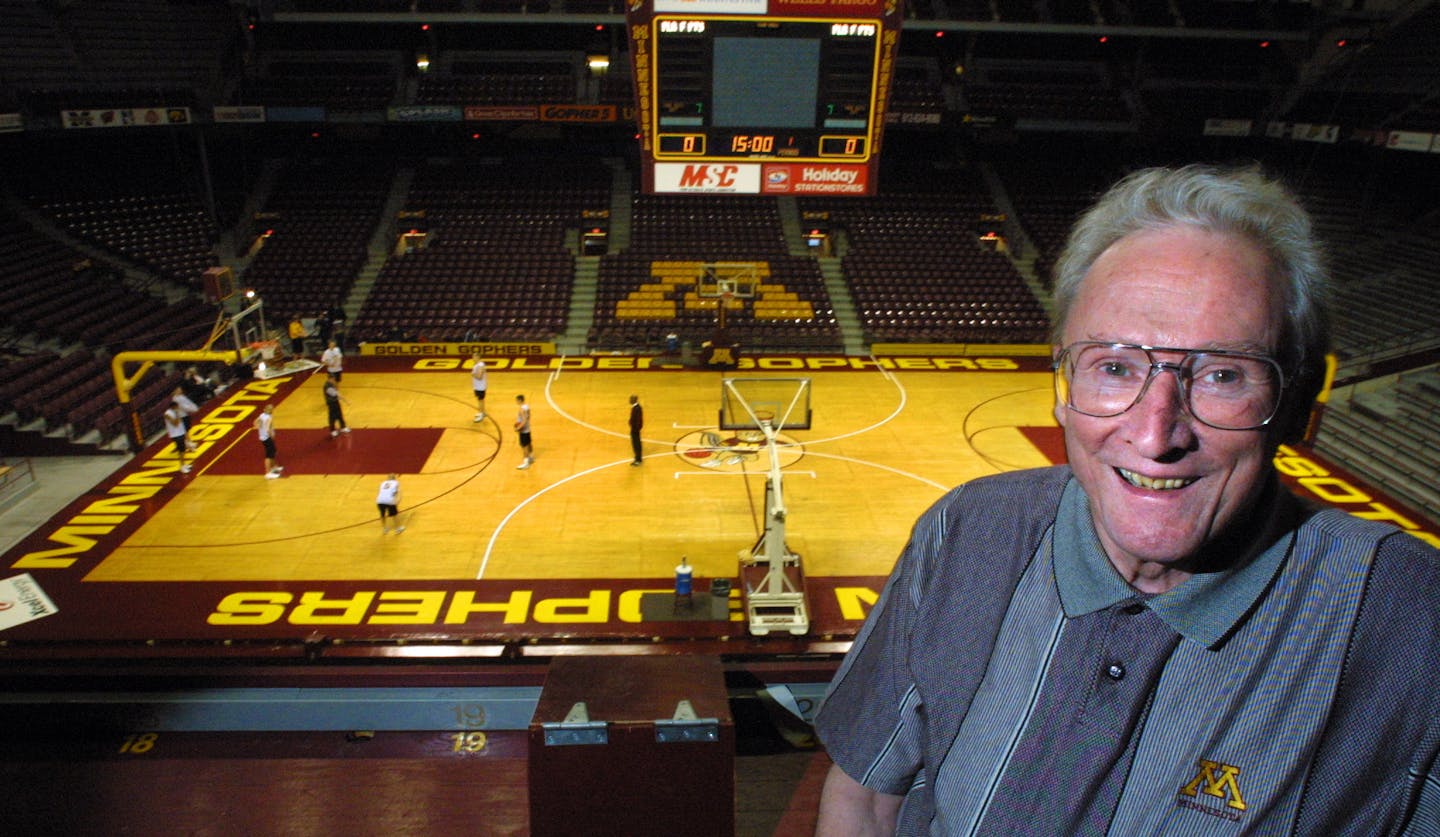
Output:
top-left (815, 164), bottom-right (1440, 835)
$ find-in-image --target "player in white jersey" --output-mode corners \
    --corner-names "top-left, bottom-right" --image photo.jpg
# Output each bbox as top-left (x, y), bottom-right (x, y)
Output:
top-left (320, 340), bottom-right (343, 381)
top-left (253, 403), bottom-right (282, 479)
top-left (375, 473), bottom-right (404, 534)
top-left (470, 353), bottom-right (488, 422)
top-left (163, 403), bottom-right (191, 474)
top-left (514, 394), bottom-right (533, 470)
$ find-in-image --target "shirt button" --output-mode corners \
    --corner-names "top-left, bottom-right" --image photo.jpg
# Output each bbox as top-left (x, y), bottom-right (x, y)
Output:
top-left (1122, 602), bottom-right (1145, 615)
top-left (1106, 663), bottom-right (1126, 681)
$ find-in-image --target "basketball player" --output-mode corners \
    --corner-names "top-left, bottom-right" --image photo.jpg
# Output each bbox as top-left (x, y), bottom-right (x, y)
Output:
top-left (323, 374), bottom-right (350, 437)
top-left (320, 340), bottom-right (343, 382)
top-left (376, 473), bottom-right (403, 534)
top-left (514, 394), bottom-right (533, 470)
top-left (470, 353), bottom-right (488, 422)
top-left (163, 402), bottom-right (191, 474)
top-left (254, 403), bottom-right (282, 479)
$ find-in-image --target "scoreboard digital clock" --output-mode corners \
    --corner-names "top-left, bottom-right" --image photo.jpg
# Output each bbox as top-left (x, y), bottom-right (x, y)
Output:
top-left (626, 0), bottom-right (905, 197)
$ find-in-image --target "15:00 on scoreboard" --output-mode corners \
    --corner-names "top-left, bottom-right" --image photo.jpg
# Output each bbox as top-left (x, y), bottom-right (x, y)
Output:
top-left (657, 132), bottom-right (868, 158)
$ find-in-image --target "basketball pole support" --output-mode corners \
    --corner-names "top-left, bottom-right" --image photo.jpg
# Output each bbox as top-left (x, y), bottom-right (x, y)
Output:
top-left (110, 298), bottom-right (265, 451)
top-left (112, 349), bottom-right (241, 452)
top-left (739, 422), bottom-right (809, 636)
top-left (723, 379), bottom-right (810, 637)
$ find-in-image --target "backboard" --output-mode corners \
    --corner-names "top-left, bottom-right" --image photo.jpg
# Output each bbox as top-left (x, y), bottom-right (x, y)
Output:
top-left (719, 377), bottom-right (811, 432)
top-left (694, 263), bottom-right (759, 299)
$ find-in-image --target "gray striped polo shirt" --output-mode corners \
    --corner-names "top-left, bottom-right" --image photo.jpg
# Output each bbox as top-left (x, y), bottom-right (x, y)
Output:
top-left (816, 466), bottom-right (1440, 835)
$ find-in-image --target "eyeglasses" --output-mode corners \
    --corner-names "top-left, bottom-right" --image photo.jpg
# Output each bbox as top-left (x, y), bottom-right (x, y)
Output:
top-left (1053, 342), bottom-right (1286, 431)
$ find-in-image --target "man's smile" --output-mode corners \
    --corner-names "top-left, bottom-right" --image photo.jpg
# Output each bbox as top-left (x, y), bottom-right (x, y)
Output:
top-left (1117, 467), bottom-right (1197, 491)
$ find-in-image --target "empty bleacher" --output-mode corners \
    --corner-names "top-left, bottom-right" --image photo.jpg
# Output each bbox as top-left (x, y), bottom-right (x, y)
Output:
top-left (1328, 239), bottom-right (1440, 369)
top-left (0, 212), bottom-right (218, 446)
top-left (350, 157), bottom-right (607, 343)
top-left (1289, 4), bottom-right (1440, 130)
top-left (1313, 366), bottom-right (1440, 526)
top-left (238, 53), bottom-right (403, 112)
top-left (34, 194), bottom-right (221, 290)
top-left (415, 56), bottom-right (580, 106)
top-left (0, 0), bottom-right (240, 111)
top-left (592, 194), bottom-right (842, 353)
top-left (802, 165), bottom-right (1049, 345)
top-left (241, 159), bottom-right (393, 326)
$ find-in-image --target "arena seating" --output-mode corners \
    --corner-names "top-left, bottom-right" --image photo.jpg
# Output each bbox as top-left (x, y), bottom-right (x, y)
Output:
top-left (0, 349), bottom-right (183, 446)
top-left (592, 194), bottom-right (842, 353)
top-left (1328, 236), bottom-right (1440, 366)
top-left (349, 158), bottom-right (608, 343)
top-left (801, 165), bottom-right (1048, 345)
top-left (961, 81), bottom-right (1130, 125)
top-left (1313, 369), bottom-right (1440, 527)
top-left (416, 57), bottom-right (578, 106)
top-left (359, 251), bottom-right (575, 343)
top-left (992, 144), bottom-right (1126, 288)
top-left (1287, 4), bottom-right (1440, 130)
top-left (241, 160), bottom-right (393, 327)
top-left (0, 0), bottom-right (77, 94)
top-left (34, 193), bottom-right (221, 289)
top-left (0, 211), bottom-right (217, 444)
top-left (0, 0), bottom-right (239, 111)
top-left (240, 55), bottom-right (402, 112)
top-left (890, 63), bottom-right (946, 112)
top-left (592, 253), bottom-right (840, 354)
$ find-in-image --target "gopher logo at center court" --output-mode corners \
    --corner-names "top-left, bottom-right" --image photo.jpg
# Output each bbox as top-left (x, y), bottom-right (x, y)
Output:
top-left (675, 428), bottom-right (804, 471)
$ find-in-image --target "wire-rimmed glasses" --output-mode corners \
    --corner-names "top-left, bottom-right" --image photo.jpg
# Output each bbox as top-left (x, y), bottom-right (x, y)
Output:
top-left (1053, 342), bottom-right (1286, 431)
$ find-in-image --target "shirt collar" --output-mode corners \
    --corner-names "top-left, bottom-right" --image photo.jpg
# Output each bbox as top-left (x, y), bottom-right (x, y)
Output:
top-left (1053, 476), bottom-right (1295, 648)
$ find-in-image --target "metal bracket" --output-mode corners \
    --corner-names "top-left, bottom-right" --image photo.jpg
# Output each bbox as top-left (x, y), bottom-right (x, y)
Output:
top-left (655, 699), bottom-right (720, 743)
top-left (542, 701), bottom-right (608, 746)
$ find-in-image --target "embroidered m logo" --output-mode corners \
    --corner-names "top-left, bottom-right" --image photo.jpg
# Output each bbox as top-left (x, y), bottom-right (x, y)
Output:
top-left (1180, 759), bottom-right (1248, 811)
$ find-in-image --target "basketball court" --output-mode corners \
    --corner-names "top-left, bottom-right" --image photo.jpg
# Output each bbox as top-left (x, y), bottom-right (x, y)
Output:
top-left (4, 347), bottom-right (1435, 659)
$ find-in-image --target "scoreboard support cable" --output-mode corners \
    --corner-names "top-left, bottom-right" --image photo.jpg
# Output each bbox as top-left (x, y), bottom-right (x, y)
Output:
top-left (626, 0), bottom-right (906, 197)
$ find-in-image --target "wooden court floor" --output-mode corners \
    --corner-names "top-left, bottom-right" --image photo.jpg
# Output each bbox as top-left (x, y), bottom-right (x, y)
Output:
top-left (93, 356), bottom-right (1058, 584)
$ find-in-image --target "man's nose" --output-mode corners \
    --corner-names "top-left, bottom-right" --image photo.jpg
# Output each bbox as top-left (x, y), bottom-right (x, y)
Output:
top-left (1127, 364), bottom-right (1196, 449)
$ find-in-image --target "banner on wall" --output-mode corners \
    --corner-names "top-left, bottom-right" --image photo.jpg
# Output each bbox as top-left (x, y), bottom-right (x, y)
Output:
top-left (214, 105), bottom-right (266, 123)
top-left (61, 107), bottom-right (191, 129)
top-left (1387, 130), bottom-right (1435, 152)
top-left (388, 105), bottom-right (463, 122)
top-left (358, 341), bottom-right (556, 357)
top-left (1203, 118), bottom-right (1253, 137)
top-left (1292, 123), bottom-right (1340, 144)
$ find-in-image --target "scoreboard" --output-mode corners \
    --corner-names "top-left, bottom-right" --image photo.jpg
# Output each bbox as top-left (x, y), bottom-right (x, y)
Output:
top-left (626, 0), bottom-right (905, 197)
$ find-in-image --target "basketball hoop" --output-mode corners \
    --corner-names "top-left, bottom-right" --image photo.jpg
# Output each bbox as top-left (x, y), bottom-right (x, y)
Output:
top-left (738, 409), bottom-right (773, 444)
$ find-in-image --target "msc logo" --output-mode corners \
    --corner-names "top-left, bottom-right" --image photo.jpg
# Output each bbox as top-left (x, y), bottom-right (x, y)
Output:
top-left (679, 164), bottom-right (742, 189)
top-left (1179, 758), bottom-right (1248, 816)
